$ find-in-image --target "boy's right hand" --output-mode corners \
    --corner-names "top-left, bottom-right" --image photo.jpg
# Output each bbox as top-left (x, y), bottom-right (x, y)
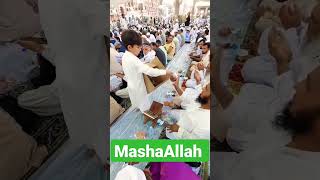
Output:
top-left (169, 72), bottom-right (178, 82)
top-left (197, 62), bottom-right (205, 70)
top-left (166, 70), bottom-right (176, 79)
top-left (172, 76), bottom-right (179, 88)
top-left (144, 169), bottom-right (152, 180)
top-left (164, 101), bottom-right (174, 107)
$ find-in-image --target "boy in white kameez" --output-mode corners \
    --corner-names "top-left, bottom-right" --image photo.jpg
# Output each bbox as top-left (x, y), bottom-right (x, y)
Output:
top-left (121, 30), bottom-right (174, 111)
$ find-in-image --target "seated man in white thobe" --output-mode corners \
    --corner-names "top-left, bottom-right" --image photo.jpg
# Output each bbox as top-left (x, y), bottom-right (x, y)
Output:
top-left (140, 42), bottom-right (156, 64)
top-left (16, 40), bottom-right (62, 116)
top-left (163, 75), bottom-right (204, 110)
top-left (166, 83), bottom-right (210, 139)
top-left (278, 2), bottom-right (320, 82)
top-left (279, 2), bottom-right (320, 54)
top-left (186, 62), bottom-right (208, 89)
top-left (226, 65), bottom-right (320, 180)
top-left (121, 30), bottom-right (174, 111)
top-left (223, 56), bottom-right (283, 151)
top-left (189, 39), bottom-right (205, 62)
top-left (199, 43), bottom-right (211, 68)
top-left (110, 47), bottom-right (124, 93)
top-left (211, 28), bottom-right (294, 151)
top-left (0, 42), bottom-right (38, 94)
top-left (254, 0), bottom-right (285, 32)
top-left (190, 42), bottom-right (210, 72)
top-left (110, 46), bottom-right (129, 104)
top-left (147, 32), bottom-right (156, 43)
top-left (173, 31), bottom-right (181, 54)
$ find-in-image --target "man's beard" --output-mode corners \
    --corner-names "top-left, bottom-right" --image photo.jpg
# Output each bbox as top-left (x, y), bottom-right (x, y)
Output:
top-left (196, 95), bottom-right (209, 105)
top-left (274, 102), bottom-right (316, 136)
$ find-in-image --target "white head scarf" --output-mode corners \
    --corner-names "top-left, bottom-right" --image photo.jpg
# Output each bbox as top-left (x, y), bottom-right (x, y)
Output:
top-left (197, 38), bottom-right (203, 43)
top-left (227, 54), bottom-right (279, 151)
top-left (186, 79), bottom-right (197, 88)
top-left (242, 56), bottom-right (278, 87)
top-left (115, 165), bottom-right (146, 180)
top-left (225, 81), bottom-right (278, 152)
top-left (141, 50), bottom-right (156, 63)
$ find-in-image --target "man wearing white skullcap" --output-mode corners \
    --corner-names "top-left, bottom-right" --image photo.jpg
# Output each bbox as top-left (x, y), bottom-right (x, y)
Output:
top-left (225, 64), bottom-right (320, 180)
top-left (166, 83), bottom-right (210, 140)
top-left (115, 165), bottom-right (147, 180)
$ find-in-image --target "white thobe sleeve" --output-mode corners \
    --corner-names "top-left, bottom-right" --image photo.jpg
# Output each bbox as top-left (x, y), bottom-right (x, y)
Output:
top-left (284, 28), bottom-right (300, 59)
top-left (175, 113), bottom-right (202, 139)
top-left (175, 126), bottom-right (203, 139)
top-left (136, 59), bottom-right (166, 77)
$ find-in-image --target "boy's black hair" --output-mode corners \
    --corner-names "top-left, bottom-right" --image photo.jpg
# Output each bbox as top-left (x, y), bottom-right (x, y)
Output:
top-left (151, 42), bottom-right (157, 47)
top-left (121, 30), bottom-right (142, 50)
top-left (167, 33), bottom-right (174, 38)
top-left (156, 40), bottom-right (162, 45)
top-left (198, 38), bottom-right (206, 44)
top-left (202, 42), bottom-right (210, 48)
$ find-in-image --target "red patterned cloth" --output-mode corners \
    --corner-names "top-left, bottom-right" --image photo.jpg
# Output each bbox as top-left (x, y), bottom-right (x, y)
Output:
top-left (228, 63), bottom-right (244, 83)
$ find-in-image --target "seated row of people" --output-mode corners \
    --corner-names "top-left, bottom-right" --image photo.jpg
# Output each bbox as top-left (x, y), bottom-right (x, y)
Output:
top-left (163, 36), bottom-right (211, 140)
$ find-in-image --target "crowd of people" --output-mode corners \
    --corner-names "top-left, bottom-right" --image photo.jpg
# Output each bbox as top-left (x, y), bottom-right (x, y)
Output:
top-left (110, 14), bottom-right (211, 179)
top-left (109, 15), bottom-right (211, 110)
top-left (213, 0), bottom-right (320, 179)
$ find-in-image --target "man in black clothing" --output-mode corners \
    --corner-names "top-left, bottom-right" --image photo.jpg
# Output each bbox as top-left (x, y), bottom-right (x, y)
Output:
top-left (185, 12), bottom-right (191, 26)
top-left (151, 42), bottom-right (167, 67)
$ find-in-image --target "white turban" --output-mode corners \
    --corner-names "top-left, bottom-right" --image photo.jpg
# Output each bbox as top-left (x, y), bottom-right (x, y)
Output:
top-left (197, 38), bottom-right (203, 43)
top-left (186, 79), bottom-right (197, 88)
top-left (115, 165), bottom-right (146, 180)
top-left (242, 56), bottom-right (278, 87)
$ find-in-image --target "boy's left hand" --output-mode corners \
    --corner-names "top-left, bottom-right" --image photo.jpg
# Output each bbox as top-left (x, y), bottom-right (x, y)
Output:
top-left (167, 123), bottom-right (180, 133)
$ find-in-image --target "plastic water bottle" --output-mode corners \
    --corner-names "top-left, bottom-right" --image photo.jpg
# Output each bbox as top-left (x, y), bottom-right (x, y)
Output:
top-left (148, 126), bottom-right (156, 139)
top-left (157, 119), bottom-right (165, 126)
top-left (179, 76), bottom-right (184, 88)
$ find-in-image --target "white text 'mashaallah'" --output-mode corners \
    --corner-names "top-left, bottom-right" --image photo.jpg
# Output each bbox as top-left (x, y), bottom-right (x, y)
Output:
top-left (114, 144), bottom-right (202, 158)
